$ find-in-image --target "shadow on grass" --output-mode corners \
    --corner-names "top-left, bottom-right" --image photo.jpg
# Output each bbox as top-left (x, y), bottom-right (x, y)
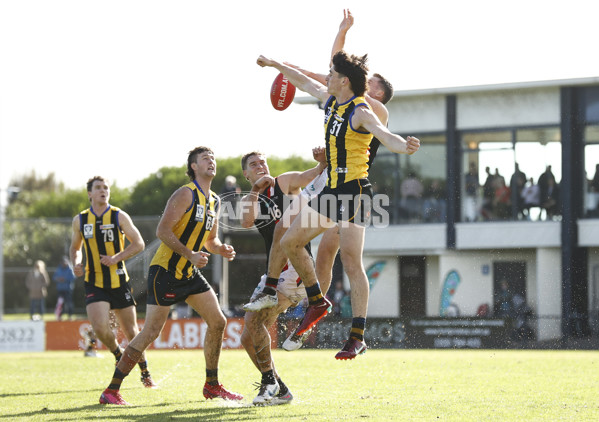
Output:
top-left (0, 387), bottom-right (102, 398)
top-left (2, 399), bottom-right (296, 421)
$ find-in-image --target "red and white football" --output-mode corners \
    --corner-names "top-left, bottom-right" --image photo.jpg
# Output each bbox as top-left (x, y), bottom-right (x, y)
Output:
top-left (270, 72), bottom-right (296, 111)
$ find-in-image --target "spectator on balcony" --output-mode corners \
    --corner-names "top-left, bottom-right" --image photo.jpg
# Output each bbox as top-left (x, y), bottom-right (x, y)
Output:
top-left (588, 164), bottom-right (599, 217)
top-left (464, 162), bottom-right (479, 222)
top-left (521, 177), bottom-right (540, 220)
top-left (493, 176), bottom-right (511, 220)
top-left (399, 171), bottom-right (424, 221)
top-left (540, 176), bottom-right (560, 220)
top-left (423, 179), bottom-right (446, 222)
top-left (482, 166), bottom-right (496, 220)
top-left (510, 163), bottom-right (527, 219)
top-left (537, 165), bottom-right (555, 208)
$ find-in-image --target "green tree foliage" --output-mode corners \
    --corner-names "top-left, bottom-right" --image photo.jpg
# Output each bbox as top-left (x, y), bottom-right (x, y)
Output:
top-left (10, 171), bottom-right (64, 193)
top-left (125, 155), bottom-right (317, 215)
top-left (2, 154), bottom-right (319, 311)
top-left (126, 166), bottom-right (189, 216)
top-left (3, 219), bottom-right (70, 267)
top-left (6, 173), bottom-right (130, 219)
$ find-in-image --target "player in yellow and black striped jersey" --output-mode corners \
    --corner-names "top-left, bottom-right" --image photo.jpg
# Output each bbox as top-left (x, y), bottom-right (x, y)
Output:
top-left (99, 147), bottom-right (243, 406)
top-left (149, 181), bottom-right (219, 281)
top-left (254, 12), bottom-right (395, 344)
top-left (77, 205), bottom-right (129, 289)
top-left (323, 95), bottom-right (372, 189)
top-left (70, 175), bottom-right (156, 388)
top-left (257, 50), bottom-right (420, 361)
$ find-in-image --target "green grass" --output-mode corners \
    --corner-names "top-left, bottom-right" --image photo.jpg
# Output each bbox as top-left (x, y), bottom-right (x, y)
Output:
top-left (0, 349), bottom-right (597, 421)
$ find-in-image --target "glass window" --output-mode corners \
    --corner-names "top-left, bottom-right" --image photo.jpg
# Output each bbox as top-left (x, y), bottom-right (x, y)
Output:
top-left (462, 131), bottom-right (513, 222)
top-left (369, 152), bottom-right (400, 224)
top-left (584, 125), bottom-right (599, 217)
top-left (585, 87), bottom-right (599, 123)
top-left (461, 127), bottom-right (561, 222)
top-left (371, 134), bottom-right (446, 224)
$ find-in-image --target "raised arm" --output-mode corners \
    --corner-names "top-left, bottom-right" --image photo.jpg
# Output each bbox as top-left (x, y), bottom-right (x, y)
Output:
top-left (283, 10), bottom-right (355, 89)
top-left (277, 147), bottom-right (327, 195)
top-left (284, 62), bottom-right (327, 86)
top-left (365, 96), bottom-right (389, 126)
top-left (330, 9), bottom-right (354, 65)
top-left (352, 106), bottom-right (420, 155)
top-left (239, 175), bottom-right (275, 229)
top-left (257, 56), bottom-right (330, 103)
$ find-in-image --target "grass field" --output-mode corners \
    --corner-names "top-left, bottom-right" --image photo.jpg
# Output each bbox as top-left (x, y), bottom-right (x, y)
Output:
top-left (1, 348), bottom-right (597, 421)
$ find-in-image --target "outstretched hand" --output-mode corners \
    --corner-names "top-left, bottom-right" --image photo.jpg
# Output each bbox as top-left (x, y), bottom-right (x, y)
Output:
top-left (339, 9), bottom-right (354, 33)
top-left (257, 55), bottom-right (274, 68)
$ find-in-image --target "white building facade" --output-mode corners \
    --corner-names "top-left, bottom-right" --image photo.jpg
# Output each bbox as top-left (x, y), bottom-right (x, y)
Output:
top-left (311, 77), bottom-right (599, 342)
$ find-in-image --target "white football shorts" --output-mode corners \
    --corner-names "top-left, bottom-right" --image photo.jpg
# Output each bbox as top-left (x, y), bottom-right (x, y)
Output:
top-left (300, 169), bottom-right (328, 200)
top-left (251, 263), bottom-right (307, 307)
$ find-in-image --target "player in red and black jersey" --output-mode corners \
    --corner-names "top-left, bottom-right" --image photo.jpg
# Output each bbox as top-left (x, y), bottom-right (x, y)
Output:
top-left (239, 149), bottom-right (326, 405)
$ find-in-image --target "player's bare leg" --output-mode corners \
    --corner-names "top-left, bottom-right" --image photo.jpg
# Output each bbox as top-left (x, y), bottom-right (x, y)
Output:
top-left (283, 226), bottom-right (339, 352)
top-left (335, 221), bottom-right (368, 360)
top-left (114, 306), bottom-right (156, 388)
top-left (100, 304), bottom-right (169, 405)
top-left (281, 206), bottom-right (334, 335)
top-left (242, 294), bottom-right (292, 405)
top-left (187, 290), bottom-right (243, 401)
top-left (86, 302), bottom-right (120, 357)
top-left (243, 195), bottom-right (306, 312)
top-left (315, 227), bottom-right (340, 295)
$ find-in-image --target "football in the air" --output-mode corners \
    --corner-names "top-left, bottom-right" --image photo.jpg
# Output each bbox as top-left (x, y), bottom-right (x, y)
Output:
top-left (270, 73), bottom-right (296, 111)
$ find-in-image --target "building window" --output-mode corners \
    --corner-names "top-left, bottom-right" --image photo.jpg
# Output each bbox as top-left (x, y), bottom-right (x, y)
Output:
top-left (371, 134), bottom-right (446, 224)
top-left (461, 127), bottom-right (561, 222)
top-left (584, 125), bottom-right (599, 218)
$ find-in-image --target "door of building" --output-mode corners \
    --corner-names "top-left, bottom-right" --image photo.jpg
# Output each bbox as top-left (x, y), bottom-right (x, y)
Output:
top-left (493, 261), bottom-right (527, 316)
top-left (399, 256), bottom-right (426, 317)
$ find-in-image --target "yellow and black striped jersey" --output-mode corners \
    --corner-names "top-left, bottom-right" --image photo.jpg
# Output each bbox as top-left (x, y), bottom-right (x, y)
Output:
top-left (151, 181), bottom-right (220, 280)
top-left (78, 205), bottom-right (128, 289)
top-left (323, 95), bottom-right (374, 188)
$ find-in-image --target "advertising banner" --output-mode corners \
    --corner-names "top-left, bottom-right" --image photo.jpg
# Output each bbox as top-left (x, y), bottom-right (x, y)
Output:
top-left (290, 317), bottom-right (508, 349)
top-left (46, 317), bottom-right (274, 351)
top-left (403, 318), bottom-right (508, 348)
top-left (0, 321), bottom-right (45, 352)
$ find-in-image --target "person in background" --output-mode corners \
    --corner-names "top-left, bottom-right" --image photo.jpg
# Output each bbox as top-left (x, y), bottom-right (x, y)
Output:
top-left (25, 260), bottom-right (50, 320)
top-left (521, 177), bottom-right (540, 220)
top-left (464, 162), bottom-right (479, 222)
top-left (53, 256), bottom-right (76, 320)
top-left (510, 163), bottom-right (527, 219)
